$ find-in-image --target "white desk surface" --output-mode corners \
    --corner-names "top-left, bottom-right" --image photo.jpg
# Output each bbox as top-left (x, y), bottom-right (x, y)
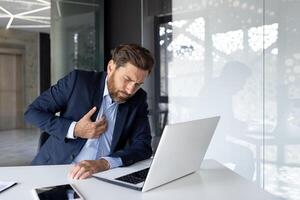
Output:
top-left (0, 159), bottom-right (279, 200)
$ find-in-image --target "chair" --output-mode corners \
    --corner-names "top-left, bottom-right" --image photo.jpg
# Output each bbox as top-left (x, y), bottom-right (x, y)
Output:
top-left (38, 131), bottom-right (50, 150)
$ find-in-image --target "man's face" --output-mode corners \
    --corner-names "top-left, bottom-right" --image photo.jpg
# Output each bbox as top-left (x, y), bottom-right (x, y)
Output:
top-left (107, 60), bottom-right (149, 103)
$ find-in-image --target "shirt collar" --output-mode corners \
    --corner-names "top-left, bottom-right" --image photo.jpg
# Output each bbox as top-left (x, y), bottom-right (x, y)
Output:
top-left (104, 77), bottom-right (114, 105)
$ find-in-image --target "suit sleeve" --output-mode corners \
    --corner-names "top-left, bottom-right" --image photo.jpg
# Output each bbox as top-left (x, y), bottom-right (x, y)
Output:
top-left (110, 94), bottom-right (153, 166)
top-left (24, 70), bottom-right (77, 141)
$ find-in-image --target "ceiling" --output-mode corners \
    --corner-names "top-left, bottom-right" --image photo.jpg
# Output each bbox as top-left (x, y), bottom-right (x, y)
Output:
top-left (0, 0), bottom-right (50, 33)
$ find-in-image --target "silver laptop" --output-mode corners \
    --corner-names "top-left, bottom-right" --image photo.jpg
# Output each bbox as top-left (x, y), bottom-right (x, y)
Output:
top-left (93, 116), bottom-right (220, 192)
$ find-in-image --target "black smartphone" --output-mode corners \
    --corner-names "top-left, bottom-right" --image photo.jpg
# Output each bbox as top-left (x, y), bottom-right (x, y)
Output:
top-left (32, 184), bottom-right (84, 200)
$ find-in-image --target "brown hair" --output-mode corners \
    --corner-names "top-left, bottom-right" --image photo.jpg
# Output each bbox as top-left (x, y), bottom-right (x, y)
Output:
top-left (111, 44), bottom-right (154, 74)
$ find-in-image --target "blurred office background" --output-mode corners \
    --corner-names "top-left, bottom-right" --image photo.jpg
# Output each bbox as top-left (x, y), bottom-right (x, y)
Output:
top-left (0, 0), bottom-right (299, 199)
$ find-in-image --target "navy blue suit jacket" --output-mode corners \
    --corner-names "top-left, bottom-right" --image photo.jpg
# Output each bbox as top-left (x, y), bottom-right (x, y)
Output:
top-left (25, 70), bottom-right (152, 166)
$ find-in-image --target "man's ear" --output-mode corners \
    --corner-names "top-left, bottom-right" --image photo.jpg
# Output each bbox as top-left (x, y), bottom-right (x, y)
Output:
top-left (107, 60), bottom-right (115, 74)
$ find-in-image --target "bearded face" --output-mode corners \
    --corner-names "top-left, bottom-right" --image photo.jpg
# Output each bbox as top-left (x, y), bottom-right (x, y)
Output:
top-left (106, 60), bottom-right (149, 103)
top-left (107, 70), bottom-right (132, 103)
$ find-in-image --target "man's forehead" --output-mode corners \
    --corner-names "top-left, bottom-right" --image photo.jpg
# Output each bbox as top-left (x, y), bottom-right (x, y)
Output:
top-left (118, 63), bottom-right (145, 73)
top-left (117, 64), bottom-right (148, 82)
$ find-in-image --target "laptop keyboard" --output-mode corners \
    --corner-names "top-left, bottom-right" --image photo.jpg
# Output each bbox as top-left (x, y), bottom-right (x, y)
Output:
top-left (115, 168), bottom-right (150, 184)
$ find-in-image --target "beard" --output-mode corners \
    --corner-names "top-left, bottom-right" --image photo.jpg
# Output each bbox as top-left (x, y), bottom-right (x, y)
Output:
top-left (107, 73), bottom-right (132, 103)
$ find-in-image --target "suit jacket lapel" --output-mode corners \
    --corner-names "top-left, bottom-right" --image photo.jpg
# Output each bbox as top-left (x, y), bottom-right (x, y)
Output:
top-left (91, 72), bottom-right (106, 121)
top-left (110, 103), bottom-right (128, 153)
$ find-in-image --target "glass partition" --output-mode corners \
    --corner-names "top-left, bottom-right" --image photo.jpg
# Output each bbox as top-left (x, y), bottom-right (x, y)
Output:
top-left (51, 0), bottom-right (104, 83)
top-left (264, 0), bottom-right (300, 199)
top-left (159, 0), bottom-right (300, 199)
top-left (170, 0), bottom-right (263, 183)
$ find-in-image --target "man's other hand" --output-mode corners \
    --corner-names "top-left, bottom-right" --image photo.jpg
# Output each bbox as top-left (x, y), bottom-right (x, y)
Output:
top-left (68, 159), bottom-right (110, 180)
top-left (74, 107), bottom-right (107, 139)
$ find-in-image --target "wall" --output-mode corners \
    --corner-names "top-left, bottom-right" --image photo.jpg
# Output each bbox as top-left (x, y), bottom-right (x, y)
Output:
top-left (104, 0), bottom-right (142, 57)
top-left (0, 28), bottom-right (39, 129)
top-left (104, 0), bottom-right (159, 137)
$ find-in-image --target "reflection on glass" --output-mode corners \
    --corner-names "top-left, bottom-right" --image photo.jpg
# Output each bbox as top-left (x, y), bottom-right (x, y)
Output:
top-left (186, 17), bottom-right (205, 40)
top-left (168, 34), bottom-right (204, 60)
top-left (248, 23), bottom-right (278, 52)
top-left (212, 29), bottom-right (244, 55)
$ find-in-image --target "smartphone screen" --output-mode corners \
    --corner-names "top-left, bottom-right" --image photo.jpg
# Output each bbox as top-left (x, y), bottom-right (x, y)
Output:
top-left (34, 184), bottom-right (83, 200)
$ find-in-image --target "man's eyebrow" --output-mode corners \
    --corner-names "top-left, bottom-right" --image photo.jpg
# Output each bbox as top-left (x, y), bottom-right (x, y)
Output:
top-left (125, 75), bottom-right (144, 85)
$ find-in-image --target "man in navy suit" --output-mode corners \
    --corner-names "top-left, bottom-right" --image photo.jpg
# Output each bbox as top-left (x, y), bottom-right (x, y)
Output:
top-left (24, 44), bottom-right (154, 180)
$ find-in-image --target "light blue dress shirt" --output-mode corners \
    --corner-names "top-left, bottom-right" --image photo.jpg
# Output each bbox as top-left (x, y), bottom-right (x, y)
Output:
top-left (67, 78), bottom-right (123, 168)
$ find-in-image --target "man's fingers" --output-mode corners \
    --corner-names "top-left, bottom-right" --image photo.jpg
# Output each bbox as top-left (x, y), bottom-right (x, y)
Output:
top-left (76, 112), bottom-right (108, 139)
top-left (94, 118), bottom-right (107, 130)
top-left (83, 106), bottom-right (97, 119)
top-left (79, 171), bottom-right (92, 180)
top-left (69, 161), bottom-right (94, 180)
top-left (94, 117), bottom-right (107, 127)
top-left (69, 164), bottom-right (81, 179)
top-left (90, 122), bottom-right (107, 138)
top-left (68, 160), bottom-right (106, 179)
top-left (70, 162), bottom-right (89, 180)
top-left (74, 167), bottom-right (87, 180)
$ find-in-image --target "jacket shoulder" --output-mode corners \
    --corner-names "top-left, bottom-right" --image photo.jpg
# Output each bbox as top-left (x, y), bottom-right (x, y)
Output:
top-left (68, 70), bottom-right (105, 85)
top-left (128, 88), bottom-right (147, 105)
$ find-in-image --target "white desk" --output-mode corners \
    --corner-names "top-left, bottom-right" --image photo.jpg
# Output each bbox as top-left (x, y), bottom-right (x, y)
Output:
top-left (0, 160), bottom-right (279, 200)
